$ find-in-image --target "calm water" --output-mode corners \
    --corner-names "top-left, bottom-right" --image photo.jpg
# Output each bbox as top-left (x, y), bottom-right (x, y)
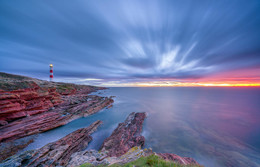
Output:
top-left (23, 87), bottom-right (260, 167)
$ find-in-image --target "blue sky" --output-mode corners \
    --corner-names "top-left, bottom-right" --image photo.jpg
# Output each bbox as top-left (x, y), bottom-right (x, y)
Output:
top-left (0, 0), bottom-right (260, 86)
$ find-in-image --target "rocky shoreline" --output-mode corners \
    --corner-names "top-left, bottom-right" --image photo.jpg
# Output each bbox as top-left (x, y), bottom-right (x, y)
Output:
top-left (1, 121), bottom-right (103, 167)
top-left (1, 112), bottom-right (200, 167)
top-left (0, 72), bottom-right (114, 162)
top-left (0, 72), bottom-right (201, 167)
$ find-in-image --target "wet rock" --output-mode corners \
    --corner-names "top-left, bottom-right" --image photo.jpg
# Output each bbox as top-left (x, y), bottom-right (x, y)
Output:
top-left (100, 112), bottom-right (147, 157)
top-left (0, 150), bottom-right (36, 167)
top-left (0, 121), bottom-right (102, 167)
top-left (0, 135), bottom-right (35, 162)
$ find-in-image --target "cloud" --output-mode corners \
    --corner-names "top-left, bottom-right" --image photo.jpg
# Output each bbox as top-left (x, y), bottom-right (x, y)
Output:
top-left (0, 0), bottom-right (259, 85)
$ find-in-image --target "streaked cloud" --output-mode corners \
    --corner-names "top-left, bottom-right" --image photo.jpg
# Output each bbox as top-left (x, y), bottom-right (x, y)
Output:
top-left (0, 0), bottom-right (259, 86)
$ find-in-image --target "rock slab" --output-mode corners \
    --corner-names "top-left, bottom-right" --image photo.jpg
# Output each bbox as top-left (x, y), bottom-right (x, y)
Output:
top-left (0, 86), bottom-right (62, 124)
top-left (100, 112), bottom-right (147, 157)
top-left (0, 120), bottom-right (102, 167)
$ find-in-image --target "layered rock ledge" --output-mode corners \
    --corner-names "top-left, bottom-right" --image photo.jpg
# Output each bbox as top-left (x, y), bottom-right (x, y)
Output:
top-left (0, 111), bottom-right (201, 167)
top-left (68, 112), bottom-right (200, 166)
top-left (0, 120), bottom-right (102, 167)
top-left (100, 112), bottom-right (147, 157)
top-left (0, 94), bottom-right (113, 143)
top-left (0, 72), bottom-right (113, 161)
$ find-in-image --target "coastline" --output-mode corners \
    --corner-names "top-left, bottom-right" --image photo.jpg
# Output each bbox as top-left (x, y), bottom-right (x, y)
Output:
top-left (0, 72), bottom-right (114, 162)
top-left (0, 72), bottom-right (201, 167)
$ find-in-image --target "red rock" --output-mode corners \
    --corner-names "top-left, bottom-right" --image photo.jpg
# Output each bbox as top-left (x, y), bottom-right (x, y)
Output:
top-left (0, 99), bottom-right (12, 105)
top-left (0, 102), bottom-right (22, 113)
top-left (2, 121), bottom-right (103, 167)
top-left (0, 112), bottom-right (66, 142)
top-left (0, 94), bottom-right (113, 143)
top-left (26, 109), bottom-right (47, 116)
top-left (0, 73), bottom-right (113, 161)
top-left (0, 87), bottom-right (62, 123)
top-left (100, 112), bottom-right (147, 157)
top-left (0, 94), bottom-right (19, 100)
top-left (3, 112), bottom-right (27, 121)
top-left (19, 91), bottom-right (38, 100)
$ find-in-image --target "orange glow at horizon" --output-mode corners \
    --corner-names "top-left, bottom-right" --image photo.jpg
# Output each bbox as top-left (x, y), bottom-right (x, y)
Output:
top-left (101, 81), bottom-right (260, 87)
top-left (99, 67), bottom-right (260, 87)
top-left (131, 82), bottom-right (260, 87)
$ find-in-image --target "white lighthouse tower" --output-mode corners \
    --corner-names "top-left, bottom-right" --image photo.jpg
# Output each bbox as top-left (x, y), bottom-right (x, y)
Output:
top-left (49, 64), bottom-right (53, 81)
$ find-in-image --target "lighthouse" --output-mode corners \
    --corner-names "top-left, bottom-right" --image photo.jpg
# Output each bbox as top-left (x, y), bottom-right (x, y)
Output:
top-left (49, 64), bottom-right (53, 81)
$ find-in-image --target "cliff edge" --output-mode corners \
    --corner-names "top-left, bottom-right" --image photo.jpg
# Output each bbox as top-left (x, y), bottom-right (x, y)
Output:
top-left (0, 72), bottom-right (114, 161)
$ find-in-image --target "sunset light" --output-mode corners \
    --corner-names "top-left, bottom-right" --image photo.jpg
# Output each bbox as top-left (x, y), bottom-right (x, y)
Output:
top-left (100, 81), bottom-right (260, 87)
top-left (0, 1), bottom-right (260, 167)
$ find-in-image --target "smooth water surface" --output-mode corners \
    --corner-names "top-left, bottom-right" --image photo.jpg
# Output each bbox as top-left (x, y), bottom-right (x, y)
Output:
top-left (23, 87), bottom-right (260, 167)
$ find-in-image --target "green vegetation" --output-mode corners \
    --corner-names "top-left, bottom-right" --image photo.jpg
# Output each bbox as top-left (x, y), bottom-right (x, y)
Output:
top-left (0, 72), bottom-right (100, 92)
top-left (55, 83), bottom-right (90, 95)
top-left (56, 84), bottom-right (75, 91)
top-left (79, 155), bottom-right (202, 167)
top-left (0, 80), bottom-right (37, 91)
top-left (0, 72), bottom-right (39, 90)
top-left (0, 72), bottom-right (29, 80)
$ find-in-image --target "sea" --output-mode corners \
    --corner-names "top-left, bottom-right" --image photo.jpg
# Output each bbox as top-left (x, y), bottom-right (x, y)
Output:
top-left (22, 87), bottom-right (260, 167)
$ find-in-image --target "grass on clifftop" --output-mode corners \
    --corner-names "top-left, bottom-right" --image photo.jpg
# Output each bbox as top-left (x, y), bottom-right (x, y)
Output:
top-left (0, 72), bottom-right (99, 91)
top-left (79, 155), bottom-right (202, 167)
top-left (0, 72), bottom-right (43, 91)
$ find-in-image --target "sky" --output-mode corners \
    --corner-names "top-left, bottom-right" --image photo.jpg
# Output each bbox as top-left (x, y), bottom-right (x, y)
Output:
top-left (0, 0), bottom-right (260, 87)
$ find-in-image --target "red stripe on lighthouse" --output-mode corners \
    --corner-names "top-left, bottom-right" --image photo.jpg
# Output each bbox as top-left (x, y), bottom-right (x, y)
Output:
top-left (50, 70), bottom-right (53, 73)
